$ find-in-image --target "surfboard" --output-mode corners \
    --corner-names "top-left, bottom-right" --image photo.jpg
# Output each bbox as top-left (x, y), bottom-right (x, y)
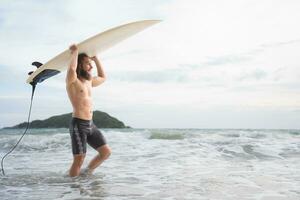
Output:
top-left (26, 20), bottom-right (161, 85)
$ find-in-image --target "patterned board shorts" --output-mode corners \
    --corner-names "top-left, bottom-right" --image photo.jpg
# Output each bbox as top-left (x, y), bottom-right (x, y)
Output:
top-left (69, 117), bottom-right (107, 155)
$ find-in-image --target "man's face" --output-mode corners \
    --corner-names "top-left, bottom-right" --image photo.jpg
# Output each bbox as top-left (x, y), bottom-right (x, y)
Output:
top-left (82, 57), bottom-right (93, 74)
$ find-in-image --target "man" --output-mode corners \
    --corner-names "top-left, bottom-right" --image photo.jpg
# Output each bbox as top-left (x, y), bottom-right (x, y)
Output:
top-left (66, 44), bottom-right (111, 177)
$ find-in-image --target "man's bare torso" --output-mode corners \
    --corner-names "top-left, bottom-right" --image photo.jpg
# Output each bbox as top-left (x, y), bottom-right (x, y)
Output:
top-left (67, 79), bottom-right (93, 120)
top-left (66, 45), bottom-right (105, 120)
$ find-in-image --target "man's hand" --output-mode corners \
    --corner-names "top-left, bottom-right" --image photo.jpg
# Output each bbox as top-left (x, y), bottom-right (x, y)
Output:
top-left (69, 44), bottom-right (78, 54)
top-left (66, 44), bottom-right (79, 85)
top-left (90, 55), bottom-right (106, 87)
top-left (90, 56), bottom-right (99, 62)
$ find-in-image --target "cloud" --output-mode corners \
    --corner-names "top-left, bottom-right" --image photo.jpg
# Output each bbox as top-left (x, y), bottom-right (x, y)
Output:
top-left (109, 68), bottom-right (188, 83)
top-left (151, 0), bottom-right (300, 65)
top-left (0, 0), bottom-right (165, 70)
top-left (1, 0), bottom-right (300, 128)
top-left (238, 69), bottom-right (268, 81)
top-left (260, 39), bottom-right (300, 49)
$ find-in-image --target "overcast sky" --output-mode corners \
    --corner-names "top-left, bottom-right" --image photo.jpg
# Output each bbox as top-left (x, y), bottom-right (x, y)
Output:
top-left (1, 0), bottom-right (300, 129)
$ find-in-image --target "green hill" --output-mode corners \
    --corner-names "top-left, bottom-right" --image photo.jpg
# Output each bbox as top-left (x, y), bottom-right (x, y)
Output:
top-left (5, 110), bottom-right (130, 129)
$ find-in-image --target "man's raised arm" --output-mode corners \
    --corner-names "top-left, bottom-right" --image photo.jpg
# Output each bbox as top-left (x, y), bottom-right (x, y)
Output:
top-left (91, 56), bottom-right (106, 87)
top-left (66, 44), bottom-right (78, 85)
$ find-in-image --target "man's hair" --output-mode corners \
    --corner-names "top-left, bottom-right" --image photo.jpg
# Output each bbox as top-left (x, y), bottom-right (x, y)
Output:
top-left (76, 53), bottom-right (91, 80)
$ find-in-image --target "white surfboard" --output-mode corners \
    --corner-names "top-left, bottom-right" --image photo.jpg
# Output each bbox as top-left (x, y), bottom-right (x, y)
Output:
top-left (26, 20), bottom-right (161, 85)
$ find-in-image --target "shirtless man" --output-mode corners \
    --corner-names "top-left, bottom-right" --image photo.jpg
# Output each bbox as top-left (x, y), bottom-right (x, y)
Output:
top-left (66, 44), bottom-right (111, 177)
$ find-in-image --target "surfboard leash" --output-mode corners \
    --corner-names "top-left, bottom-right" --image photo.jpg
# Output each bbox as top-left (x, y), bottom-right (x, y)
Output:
top-left (1, 61), bottom-right (59, 175)
top-left (0, 82), bottom-right (37, 176)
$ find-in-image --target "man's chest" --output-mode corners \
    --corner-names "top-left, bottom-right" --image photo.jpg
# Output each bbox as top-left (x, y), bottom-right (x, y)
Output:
top-left (76, 82), bottom-right (92, 97)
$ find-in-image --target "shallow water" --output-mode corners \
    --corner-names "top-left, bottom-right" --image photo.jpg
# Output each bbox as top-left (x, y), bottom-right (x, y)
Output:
top-left (0, 128), bottom-right (299, 200)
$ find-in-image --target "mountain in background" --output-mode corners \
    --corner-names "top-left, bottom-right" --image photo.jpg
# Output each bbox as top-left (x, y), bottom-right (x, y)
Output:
top-left (4, 110), bottom-right (130, 129)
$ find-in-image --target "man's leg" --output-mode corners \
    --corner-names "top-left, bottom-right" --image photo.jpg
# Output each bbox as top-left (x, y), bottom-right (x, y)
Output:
top-left (87, 144), bottom-right (111, 173)
top-left (69, 154), bottom-right (86, 177)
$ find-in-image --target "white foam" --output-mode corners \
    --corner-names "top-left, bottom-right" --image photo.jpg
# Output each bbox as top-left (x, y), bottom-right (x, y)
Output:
top-left (0, 128), bottom-right (299, 199)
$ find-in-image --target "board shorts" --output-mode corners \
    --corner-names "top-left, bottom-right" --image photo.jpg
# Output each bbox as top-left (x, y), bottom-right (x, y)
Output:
top-left (69, 117), bottom-right (107, 155)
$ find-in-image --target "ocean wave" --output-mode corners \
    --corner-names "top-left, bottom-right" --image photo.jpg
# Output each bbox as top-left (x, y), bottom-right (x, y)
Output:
top-left (288, 130), bottom-right (300, 136)
top-left (0, 128), bottom-right (299, 200)
top-left (217, 143), bottom-right (286, 161)
top-left (0, 133), bottom-right (70, 152)
top-left (149, 130), bottom-right (184, 140)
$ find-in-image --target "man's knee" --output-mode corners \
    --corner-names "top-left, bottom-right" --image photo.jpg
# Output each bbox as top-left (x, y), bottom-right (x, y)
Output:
top-left (104, 147), bottom-right (111, 159)
top-left (98, 145), bottom-right (111, 160)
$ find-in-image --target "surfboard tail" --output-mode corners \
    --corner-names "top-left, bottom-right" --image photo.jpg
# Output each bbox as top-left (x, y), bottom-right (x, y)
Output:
top-left (29, 69), bottom-right (60, 85)
top-left (28, 61), bottom-right (60, 85)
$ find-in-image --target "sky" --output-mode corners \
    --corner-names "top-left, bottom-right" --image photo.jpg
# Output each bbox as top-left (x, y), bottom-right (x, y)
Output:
top-left (0, 0), bottom-right (300, 129)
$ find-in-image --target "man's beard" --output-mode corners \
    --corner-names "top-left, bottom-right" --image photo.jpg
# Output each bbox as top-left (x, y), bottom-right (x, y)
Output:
top-left (79, 69), bottom-right (92, 80)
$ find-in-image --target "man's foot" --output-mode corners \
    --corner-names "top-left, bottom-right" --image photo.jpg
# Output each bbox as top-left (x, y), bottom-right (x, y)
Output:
top-left (80, 167), bottom-right (93, 176)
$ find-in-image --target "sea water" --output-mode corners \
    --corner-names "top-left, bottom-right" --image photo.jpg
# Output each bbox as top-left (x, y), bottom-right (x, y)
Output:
top-left (0, 128), bottom-right (299, 200)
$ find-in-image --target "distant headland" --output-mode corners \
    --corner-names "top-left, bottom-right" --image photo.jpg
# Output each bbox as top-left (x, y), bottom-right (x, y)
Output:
top-left (4, 110), bottom-right (130, 129)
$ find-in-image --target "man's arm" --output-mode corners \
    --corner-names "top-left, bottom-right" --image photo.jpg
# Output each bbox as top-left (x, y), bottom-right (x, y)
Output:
top-left (66, 44), bottom-right (78, 85)
top-left (91, 56), bottom-right (106, 87)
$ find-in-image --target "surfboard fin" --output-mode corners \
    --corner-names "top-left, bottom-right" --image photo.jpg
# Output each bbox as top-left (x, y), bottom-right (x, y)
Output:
top-left (32, 61), bottom-right (43, 68)
top-left (28, 71), bottom-right (34, 75)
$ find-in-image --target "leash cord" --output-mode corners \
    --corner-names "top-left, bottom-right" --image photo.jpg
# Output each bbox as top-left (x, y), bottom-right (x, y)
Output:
top-left (1, 83), bottom-right (36, 176)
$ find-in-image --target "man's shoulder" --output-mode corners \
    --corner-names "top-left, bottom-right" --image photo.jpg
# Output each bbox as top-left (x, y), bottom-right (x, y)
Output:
top-left (67, 79), bottom-right (93, 88)
top-left (66, 78), bottom-right (79, 88)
